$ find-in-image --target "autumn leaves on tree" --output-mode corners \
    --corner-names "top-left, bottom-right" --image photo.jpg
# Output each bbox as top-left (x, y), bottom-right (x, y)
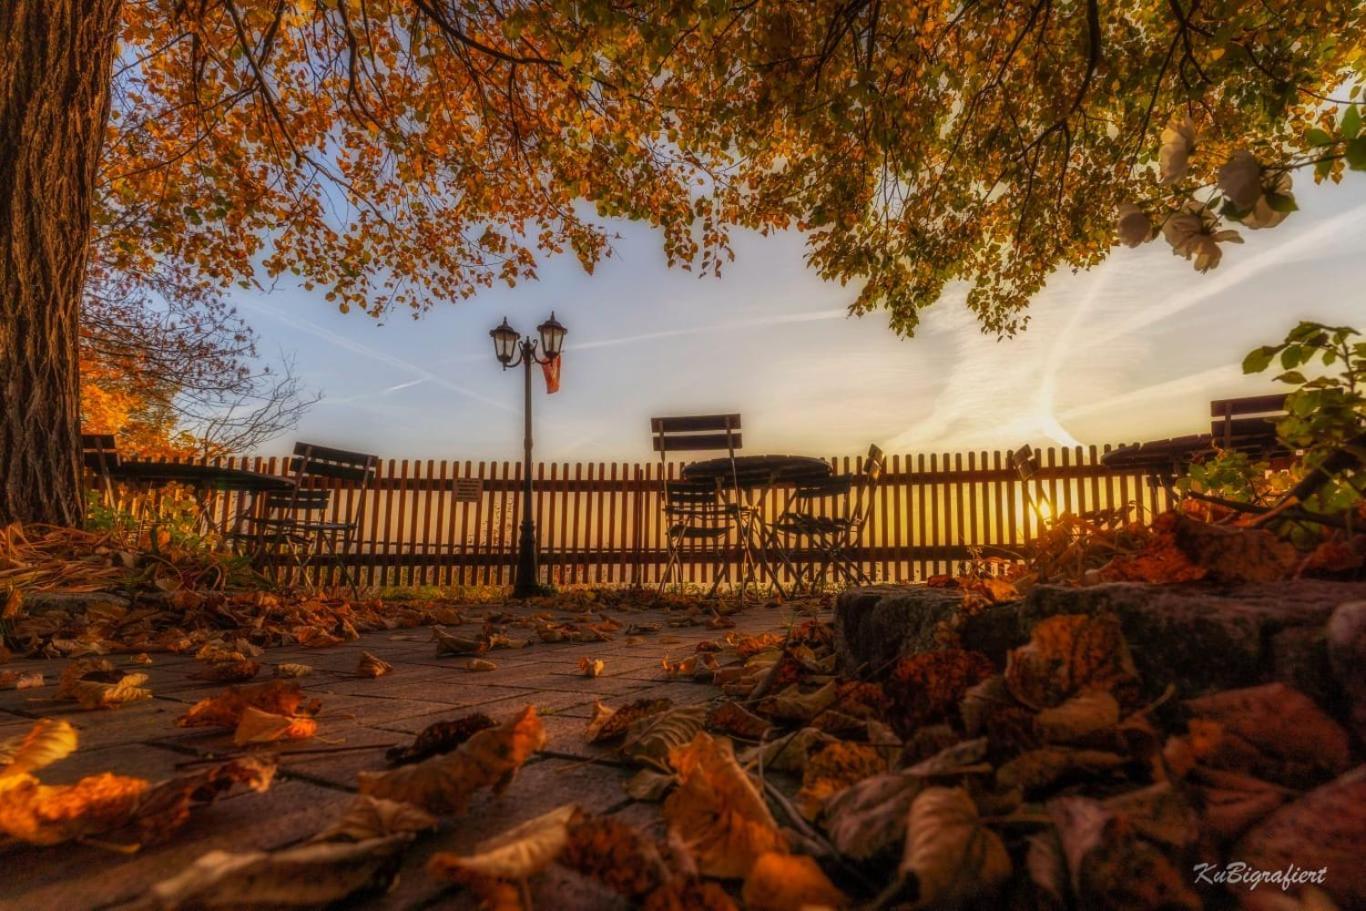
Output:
top-left (2, 0), bottom-right (1364, 522)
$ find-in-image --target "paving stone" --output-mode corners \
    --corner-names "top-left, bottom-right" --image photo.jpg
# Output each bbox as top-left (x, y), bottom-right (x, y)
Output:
top-left (372, 691), bottom-right (595, 737)
top-left (2, 780), bottom-right (353, 910)
top-left (37, 741), bottom-right (193, 785)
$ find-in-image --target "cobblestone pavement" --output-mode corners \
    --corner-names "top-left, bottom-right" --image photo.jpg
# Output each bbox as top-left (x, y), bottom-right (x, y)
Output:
top-left (1, 598), bottom-right (814, 910)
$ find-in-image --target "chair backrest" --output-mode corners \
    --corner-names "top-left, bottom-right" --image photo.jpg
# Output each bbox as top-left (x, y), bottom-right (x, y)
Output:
top-left (1209, 395), bottom-right (1287, 450)
top-left (851, 444), bottom-right (885, 525)
top-left (288, 442), bottom-right (378, 483)
top-left (81, 433), bottom-right (120, 473)
top-left (650, 414), bottom-right (742, 455)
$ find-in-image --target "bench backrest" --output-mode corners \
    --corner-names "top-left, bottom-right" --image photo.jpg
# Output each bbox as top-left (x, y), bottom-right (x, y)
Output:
top-left (81, 433), bottom-right (120, 473)
top-left (1209, 394), bottom-right (1287, 450)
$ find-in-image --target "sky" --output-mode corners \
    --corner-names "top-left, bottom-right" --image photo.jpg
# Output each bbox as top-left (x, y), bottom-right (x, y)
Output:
top-left (233, 176), bottom-right (1366, 464)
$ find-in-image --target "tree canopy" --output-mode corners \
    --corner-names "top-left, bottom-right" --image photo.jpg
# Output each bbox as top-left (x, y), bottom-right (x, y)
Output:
top-left (100, 0), bottom-right (1366, 345)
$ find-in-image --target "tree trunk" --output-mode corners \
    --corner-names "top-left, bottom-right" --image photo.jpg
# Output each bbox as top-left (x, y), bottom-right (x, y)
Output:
top-left (0, 0), bottom-right (122, 525)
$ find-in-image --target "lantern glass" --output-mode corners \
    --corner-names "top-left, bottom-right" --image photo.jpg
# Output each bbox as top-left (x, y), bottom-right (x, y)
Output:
top-left (490, 318), bottom-right (519, 364)
top-left (537, 312), bottom-right (567, 358)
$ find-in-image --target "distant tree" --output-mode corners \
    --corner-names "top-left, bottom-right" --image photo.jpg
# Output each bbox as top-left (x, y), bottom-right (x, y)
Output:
top-left (2, 0), bottom-right (1363, 524)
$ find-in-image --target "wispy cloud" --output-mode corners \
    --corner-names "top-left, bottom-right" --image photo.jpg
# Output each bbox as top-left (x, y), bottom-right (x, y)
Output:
top-left (238, 302), bottom-right (511, 412)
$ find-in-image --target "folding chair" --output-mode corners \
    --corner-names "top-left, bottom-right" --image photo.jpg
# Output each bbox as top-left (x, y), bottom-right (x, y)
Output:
top-left (235, 442), bottom-right (377, 593)
top-left (771, 444), bottom-right (884, 590)
top-left (650, 414), bottom-right (745, 596)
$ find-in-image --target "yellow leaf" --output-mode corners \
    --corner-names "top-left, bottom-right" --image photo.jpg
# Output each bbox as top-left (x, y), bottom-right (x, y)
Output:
top-left (68, 673), bottom-right (152, 710)
top-left (466, 658), bottom-right (498, 672)
top-left (358, 706), bottom-right (546, 815)
top-left (578, 657), bottom-right (605, 678)
top-left (0, 772), bottom-right (149, 845)
top-left (234, 707), bottom-right (319, 746)
top-left (429, 804), bottom-right (577, 880)
top-left (742, 851), bottom-right (848, 910)
top-left (663, 732), bottom-right (787, 878)
top-left (0, 719), bottom-right (78, 779)
top-left (274, 663), bottom-right (314, 678)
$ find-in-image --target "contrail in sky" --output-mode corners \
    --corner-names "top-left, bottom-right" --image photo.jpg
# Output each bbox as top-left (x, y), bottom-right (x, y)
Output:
top-left (566, 308), bottom-right (848, 352)
top-left (238, 302), bottom-right (512, 412)
top-left (1094, 200), bottom-right (1366, 344)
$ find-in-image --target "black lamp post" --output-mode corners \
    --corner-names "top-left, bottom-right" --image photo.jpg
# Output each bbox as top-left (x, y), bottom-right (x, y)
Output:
top-left (490, 312), bottom-right (567, 597)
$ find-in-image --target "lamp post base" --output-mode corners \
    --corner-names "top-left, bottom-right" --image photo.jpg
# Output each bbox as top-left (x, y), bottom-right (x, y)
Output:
top-left (512, 518), bottom-right (548, 599)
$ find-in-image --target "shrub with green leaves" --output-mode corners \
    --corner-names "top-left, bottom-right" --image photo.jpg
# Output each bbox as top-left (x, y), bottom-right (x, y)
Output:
top-left (1242, 321), bottom-right (1365, 514)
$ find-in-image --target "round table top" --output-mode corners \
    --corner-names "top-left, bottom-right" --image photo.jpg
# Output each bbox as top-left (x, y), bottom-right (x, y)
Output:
top-left (681, 455), bottom-right (831, 488)
top-left (112, 461), bottom-right (297, 492)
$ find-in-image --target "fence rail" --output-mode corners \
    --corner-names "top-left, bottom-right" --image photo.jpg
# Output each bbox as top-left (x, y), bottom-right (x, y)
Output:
top-left (141, 445), bottom-right (1170, 589)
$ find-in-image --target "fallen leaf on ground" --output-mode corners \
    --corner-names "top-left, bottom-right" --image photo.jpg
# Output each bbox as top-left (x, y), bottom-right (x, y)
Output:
top-left (358, 706), bottom-right (546, 814)
top-left (0, 757), bottom-right (273, 847)
top-left (1235, 766), bottom-right (1366, 911)
top-left (1005, 614), bottom-right (1137, 709)
top-left (622, 704), bottom-right (708, 772)
top-left (357, 651), bottom-right (393, 678)
top-left (579, 657), bottom-right (606, 678)
top-left (177, 681), bottom-right (317, 729)
top-left (899, 786), bottom-right (1011, 909)
top-left (466, 658), bottom-right (497, 672)
top-left (129, 653), bottom-right (154, 666)
top-left (705, 702), bottom-right (772, 741)
top-left (0, 719), bottom-right (77, 778)
top-left (997, 747), bottom-right (1128, 793)
top-left (386, 713), bottom-right (497, 765)
top-left (135, 835), bottom-right (411, 910)
top-left (1036, 690), bottom-right (1122, 743)
top-left (312, 795), bottom-right (438, 843)
top-left (68, 672), bottom-right (152, 710)
top-left (274, 663), bottom-right (313, 678)
top-left (434, 626), bottom-right (484, 656)
top-left (191, 658), bottom-right (261, 683)
top-left (6, 672), bottom-right (44, 690)
top-left (758, 680), bottom-right (838, 724)
top-left (887, 649), bottom-right (996, 735)
top-left (561, 812), bottom-right (672, 899)
top-left (429, 804), bottom-right (577, 880)
top-left (585, 697), bottom-right (673, 743)
top-left (233, 706), bottom-right (319, 746)
top-left (1186, 766), bottom-right (1291, 841)
top-left (742, 851), bottom-right (847, 911)
top-left (1050, 795), bottom-right (1200, 911)
top-left (796, 740), bottom-right (888, 820)
top-left (824, 772), bottom-right (922, 861)
top-left (663, 732), bottom-right (787, 879)
top-left (1181, 683), bottom-right (1350, 786)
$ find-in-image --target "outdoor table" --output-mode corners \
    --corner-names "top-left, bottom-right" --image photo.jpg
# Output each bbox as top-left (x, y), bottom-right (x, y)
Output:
top-left (681, 455), bottom-right (832, 595)
top-left (109, 462), bottom-right (295, 538)
top-left (682, 454), bottom-right (832, 488)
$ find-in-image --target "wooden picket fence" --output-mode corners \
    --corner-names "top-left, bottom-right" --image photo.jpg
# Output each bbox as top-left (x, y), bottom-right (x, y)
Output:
top-left (166, 444), bottom-right (1172, 590)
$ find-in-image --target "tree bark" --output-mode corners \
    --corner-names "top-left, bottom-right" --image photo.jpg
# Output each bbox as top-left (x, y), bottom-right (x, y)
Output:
top-left (0, 0), bottom-right (122, 525)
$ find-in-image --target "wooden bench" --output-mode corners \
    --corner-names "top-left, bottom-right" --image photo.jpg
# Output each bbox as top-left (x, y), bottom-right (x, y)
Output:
top-left (1101, 394), bottom-right (1290, 485)
top-left (1209, 393), bottom-right (1288, 456)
